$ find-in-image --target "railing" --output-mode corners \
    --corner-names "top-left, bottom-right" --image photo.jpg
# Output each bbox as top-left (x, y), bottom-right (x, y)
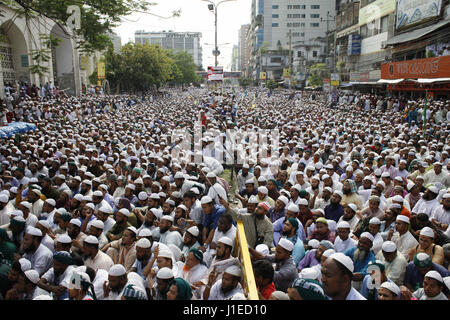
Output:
top-left (234, 220), bottom-right (259, 300)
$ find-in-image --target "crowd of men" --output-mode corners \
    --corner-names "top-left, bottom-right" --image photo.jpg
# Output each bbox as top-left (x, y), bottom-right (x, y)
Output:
top-left (0, 85), bottom-right (449, 301)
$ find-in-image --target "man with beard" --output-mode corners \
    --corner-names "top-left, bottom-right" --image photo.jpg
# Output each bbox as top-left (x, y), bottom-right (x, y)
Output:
top-left (308, 217), bottom-right (336, 243)
top-left (106, 208), bottom-right (131, 242)
top-left (181, 248), bottom-right (209, 298)
top-left (249, 238), bottom-right (297, 292)
top-left (334, 221), bottom-right (358, 253)
top-left (375, 241), bottom-right (407, 286)
top-left (342, 180), bottom-right (363, 210)
top-left (67, 219), bottom-right (86, 259)
top-left (388, 215), bottom-right (418, 259)
top-left (40, 198), bottom-right (57, 229)
top-left (324, 191), bottom-right (344, 223)
top-left (344, 232), bottom-right (376, 286)
top-left (237, 164), bottom-right (254, 193)
top-left (39, 177), bottom-right (60, 201)
top-left (174, 172), bottom-right (205, 197)
top-left (201, 196), bottom-right (226, 247)
top-left (412, 186), bottom-right (441, 217)
top-left (22, 226), bottom-right (53, 276)
top-left (280, 218), bottom-right (305, 266)
top-left (93, 205), bottom-right (116, 235)
top-left (137, 208), bottom-right (160, 235)
top-left (204, 264), bottom-right (244, 300)
top-left (297, 198), bottom-right (313, 228)
top-left (322, 252), bottom-right (366, 300)
top-left (158, 215), bottom-right (183, 249)
top-left (235, 179), bottom-right (258, 208)
top-left (27, 189), bottom-right (44, 219)
top-left (311, 186), bottom-right (333, 211)
top-left (221, 197), bottom-right (273, 249)
top-left (83, 235), bottom-right (114, 272)
top-left (36, 251), bottom-right (74, 300)
top-left (337, 203), bottom-right (360, 232)
top-left (430, 193), bottom-right (450, 231)
top-left (268, 196), bottom-right (288, 223)
top-left (424, 162), bottom-right (450, 188)
top-left (204, 237), bottom-right (240, 285)
top-left (87, 219), bottom-right (108, 250)
top-left (210, 213), bottom-right (236, 252)
top-left (181, 227), bottom-right (201, 261)
top-left (103, 264), bottom-right (128, 300)
top-left (103, 227), bottom-right (137, 272)
top-left (79, 180), bottom-right (92, 197)
top-left (183, 190), bottom-right (203, 228)
top-left (35, 220), bottom-right (54, 253)
top-left (0, 193), bottom-right (14, 226)
top-left (130, 238), bottom-right (152, 278)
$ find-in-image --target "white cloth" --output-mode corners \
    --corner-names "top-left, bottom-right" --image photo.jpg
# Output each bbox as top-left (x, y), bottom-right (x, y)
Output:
top-left (334, 236), bottom-right (358, 253)
top-left (83, 250), bottom-right (114, 272)
top-left (208, 280), bottom-right (244, 300)
top-left (390, 231), bottom-right (419, 260)
top-left (412, 198), bottom-right (440, 217)
top-left (430, 205), bottom-right (450, 225)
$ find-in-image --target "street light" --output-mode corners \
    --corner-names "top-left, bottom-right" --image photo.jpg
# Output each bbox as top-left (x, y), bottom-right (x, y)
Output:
top-left (201, 0), bottom-right (236, 66)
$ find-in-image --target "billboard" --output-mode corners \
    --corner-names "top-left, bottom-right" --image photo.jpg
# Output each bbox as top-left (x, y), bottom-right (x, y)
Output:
top-left (381, 55), bottom-right (450, 79)
top-left (347, 34), bottom-right (362, 55)
top-left (396, 0), bottom-right (443, 30)
top-left (97, 62), bottom-right (106, 79)
top-left (359, 0), bottom-right (396, 26)
top-left (259, 72), bottom-right (266, 80)
top-left (207, 66), bottom-right (224, 81)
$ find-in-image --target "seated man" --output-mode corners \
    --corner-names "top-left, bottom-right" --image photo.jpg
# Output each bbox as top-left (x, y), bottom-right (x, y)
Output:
top-left (375, 241), bottom-right (407, 286)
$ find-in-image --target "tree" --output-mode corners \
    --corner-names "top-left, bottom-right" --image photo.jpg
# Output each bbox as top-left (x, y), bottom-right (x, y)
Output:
top-left (265, 79), bottom-right (278, 91)
top-left (308, 63), bottom-right (329, 87)
top-left (167, 50), bottom-right (200, 86)
top-left (238, 77), bottom-right (252, 88)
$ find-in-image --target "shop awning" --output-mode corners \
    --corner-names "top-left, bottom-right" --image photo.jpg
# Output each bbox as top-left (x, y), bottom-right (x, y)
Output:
top-left (377, 79), bottom-right (405, 84)
top-left (416, 78), bottom-right (450, 83)
top-left (339, 83), bottom-right (353, 87)
top-left (385, 20), bottom-right (450, 47)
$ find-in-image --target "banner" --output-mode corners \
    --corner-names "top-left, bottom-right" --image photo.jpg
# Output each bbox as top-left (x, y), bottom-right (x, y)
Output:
top-left (207, 66), bottom-right (224, 81)
top-left (259, 72), bottom-right (266, 80)
top-left (97, 62), bottom-right (106, 79)
top-left (359, 0), bottom-right (396, 26)
top-left (381, 55), bottom-right (450, 79)
top-left (396, 0), bottom-right (443, 30)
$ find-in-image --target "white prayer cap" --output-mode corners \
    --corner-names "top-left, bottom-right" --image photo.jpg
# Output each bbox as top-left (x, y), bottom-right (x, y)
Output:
top-left (337, 221), bottom-right (350, 229)
top-left (396, 215), bottom-right (410, 224)
top-left (329, 252), bottom-right (354, 273)
top-left (158, 249), bottom-right (173, 259)
top-left (382, 241), bottom-right (397, 253)
top-left (73, 194), bottom-right (84, 202)
top-left (157, 267), bottom-right (174, 280)
top-left (150, 193), bottom-right (160, 200)
top-left (33, 295), bottom-right (53, 300)
top-left (360, 232), bottom-right (374, 242)
top-left (138, 228), bottom-right (152, 237)
top-left (57, 234), bottom-right (72, 244)
top-left (206, 172), bottom-right (216, 178)
top-left (161, 215), bottom-right (174, 223)
top-left (420, 227), bottom-right (435, 238)
top-left (245, 178), bottom-right (255, 185)
top-left (258, 176), bottom-right (267, 182)
top-left (442, 193), bottom-right (450, 199)
top-left (134, 178), bottom-right (143, 185)
top-left (248, 195), bottom-right (259, 204)
top-left (174, 172), bottom-right (185, 179)
top-left (92, 190), bottom-right (103, 197)
top-left (392, 195), bottom-right (404, 202)
top-left (333, 190), bottom-right (343, 198)
top-left (20, 201), bottom-right (32, 210)
top-left (26, 226), bottom-right (42, 237)
top-left (225, 265), bottom-right (242, 277)
top-left (126, 184), bottom-right (136, 191)
top-left (99, 184), bottom-right (108, 191)
top-left (190, 188), bottom-right (200, 195)
top-left (298, 199), bottom-right (309, 206)
top-left (299, 268), bottom-right (320, 281)
top-left (258, 186), bottom-right (268, 194)
top-left (84, 235), bottom-right (99, 245)
top-left (347, 203), bottom-right (357, 212)
top-left (136, 238), bottom-right (151, 249)
top-left (186, 226), bottom-right (199, 237)
top-left (425, 270), bottom-right (443, 283)
top-left (99, 205), bottom-right (113, 214)
top-left (231, 293), bottom-right (247, 300)
top-left (70, 219), bottom-right (81, 227)
top-left (323, 249), bottom-right (336, 258)
top-left (109, 264), bottom-right (126, 277)
top-left (218, 236), bottom-right (233, 247)
top-left (380, 281), bottom-right (400, 297)
top-left (308, 239), bottom-right (320, 249)
top-left (278, 196), bottom-right (289, 206)
top-left (127, 226), bottom-right (137, 235)
top-left (0, 194), bottom-right (8, 203)
top-left (37, 220), bottom-right (50, 230)
top-left (91, 219), bottom-right (104, 229)
top-left (19, 258), bottom-right (32, 272)
top-left (324, 187), bottom-right (333, 193)
top-left (10, 187), bottom-right (18, 194)
top-left (428, 186), bottom-right (439, 194)
top-left (201, 195), bottom-right (213, 204)
top-left (255, 244), bottom-right (270, 256)
top-left (369, 217), bottom-right (381, 225)
top-left (138, 192), bottom-right (148, 201)
top-left (278, 238), bottom-right (294, 252)
top-left (390, 203), bottom-right (401, 209)
top-left (118, 208), bottom-right (130, 217)
top-left (287, 203), bottom-right (299, 213)
top-left (381, 172), bottom-right (391, 178)
top-left (24, 269), bottom-right (40, 284)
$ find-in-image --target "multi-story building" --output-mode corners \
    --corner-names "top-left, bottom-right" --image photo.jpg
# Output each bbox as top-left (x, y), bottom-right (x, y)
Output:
top-left (249, 0), bottom-right (337, 82)
top-left (238, 24), bottom-right (251, 76)
top-left (231, 45), bottom-right (239, 71)
top-left (134, 31), bottom-right (203, 69)
top-left (108, 32), bottom-right (122, 53)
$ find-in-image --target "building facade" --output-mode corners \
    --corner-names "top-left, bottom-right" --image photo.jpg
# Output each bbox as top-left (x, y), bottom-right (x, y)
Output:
top-left (238, 24), bottom-right (251, 75)
top-left (134, 31), bottom-right (203, 69)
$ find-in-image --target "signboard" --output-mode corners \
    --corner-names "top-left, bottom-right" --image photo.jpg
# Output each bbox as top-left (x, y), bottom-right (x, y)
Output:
top-left (259, 72), bottom-right (266, 80)
top-left (360, 72), bottom-right (370, 82)
top-left (350, 72), bottom-right (361, 82)
top-left (396, 0), bottom-right (443, 30)
top-left (323, 82), bottom-right (331, 92)
top-left (207, 66), bottom-right (224, 81)
top-left (359, 0), bottom-right (396, 26)
top-left (97, 62), bottom-right (106, 79)
top-left (21, 54), bottom-right (28, 67)
top-left (330, 73), bottom-right (340, 86)
top-left (381, 55), bottom-right (450, 79)
top-left (283, 68), bottom-right (290, 78)
top-left (369, 69), bottom-right (381, 81)
top-left (347, 34), bottom-right (362, 55)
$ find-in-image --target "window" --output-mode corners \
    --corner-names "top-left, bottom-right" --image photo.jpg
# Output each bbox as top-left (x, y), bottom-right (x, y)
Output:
top-left (287, 14), bottom-right (305, 18)
top-left (381, 16), bottom-right (388, 33)
top-left (272, 5), bottom-right (279, 9)
top-left (311, 14), bottom-right (320, 19)
top-left (360, 24), bottom-right (368, 38)
top-left (287, 5), bottom-right (302, 9)
top-left (313, 51), bottom-right (318, 57)
top-left (301, 32), bottom-right (305, 37)
top-left (272, 14), bottom-right (279, 18)
top-left (311, 23), bottom-right (320, 27)
top-left (300, 5), bottom-right (306, 9)
top-left (297, 51), bottom-right (302, 58)
top-left (301, 23), bottom-right (305, 27)
top-left (272, 23), bottom-right (279, 27)
top-left (271, 57), bottom-right (282, 63)
top-left (287, 22), bottom-right (301, 27)
top-left (311, 5), bottom-right (320, 9)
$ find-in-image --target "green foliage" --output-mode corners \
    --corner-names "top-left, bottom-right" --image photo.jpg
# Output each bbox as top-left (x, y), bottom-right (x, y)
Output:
top-left (29, 34), bottom-right (61, 76)
top-left (238, 77), bottom-right (252, 88)
top-left (265, 79), bottom-right (278, 91)
top-left (166, 50), bottom-right (200, 85)
top-left (308, 63), bottom-right (329, 87)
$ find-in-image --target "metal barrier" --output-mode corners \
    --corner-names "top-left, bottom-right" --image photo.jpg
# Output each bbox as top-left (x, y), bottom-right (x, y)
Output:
top-left (234, 220), bottom-right (259, 300)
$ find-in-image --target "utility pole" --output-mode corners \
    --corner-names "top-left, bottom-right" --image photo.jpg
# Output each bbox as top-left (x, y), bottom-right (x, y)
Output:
top-left (288, 29), bottom-right (292, 90)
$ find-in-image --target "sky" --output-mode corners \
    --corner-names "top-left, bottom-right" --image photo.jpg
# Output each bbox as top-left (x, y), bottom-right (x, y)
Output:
top-left (113, 0), bottom-right (252, 71)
